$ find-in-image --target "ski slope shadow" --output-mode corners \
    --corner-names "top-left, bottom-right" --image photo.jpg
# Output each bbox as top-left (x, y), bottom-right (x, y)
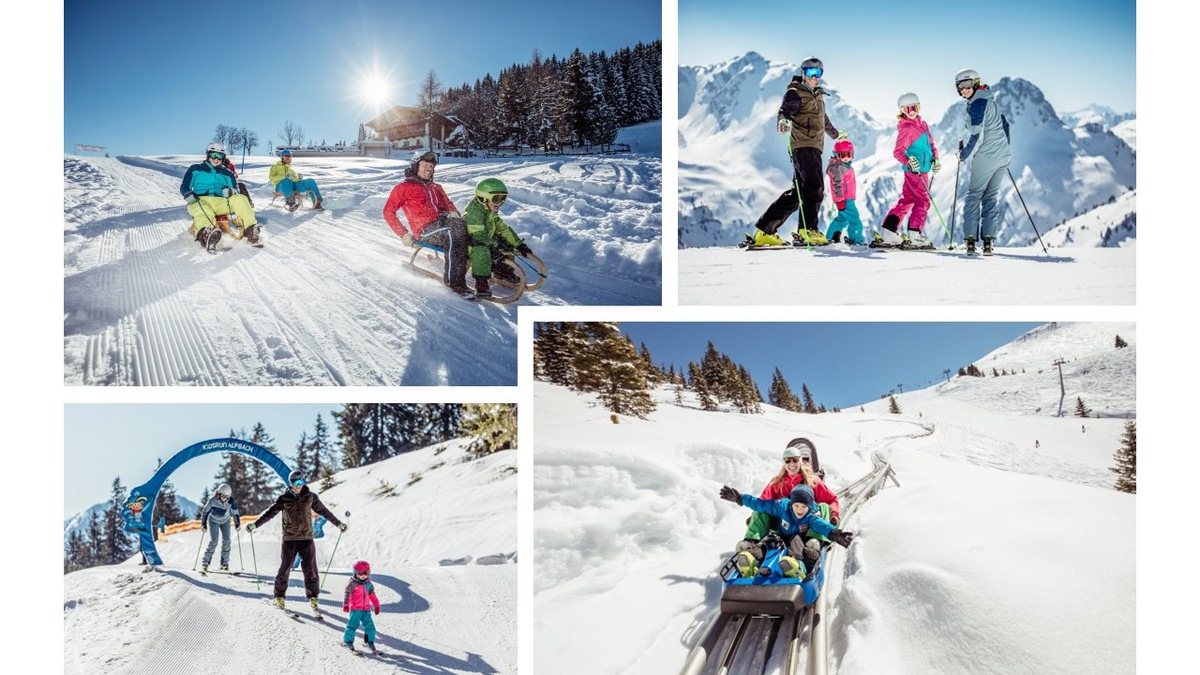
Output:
top-left (162, 569), bottom-right (502, 673)
top-left (397, 287), bottom-right (518, 386)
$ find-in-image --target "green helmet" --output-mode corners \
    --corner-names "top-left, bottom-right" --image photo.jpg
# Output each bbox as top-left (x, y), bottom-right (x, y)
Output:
top-left (475, 178), bottom-right (509, 206)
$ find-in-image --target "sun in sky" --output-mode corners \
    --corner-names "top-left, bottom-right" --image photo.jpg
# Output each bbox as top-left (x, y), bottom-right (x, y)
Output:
top-left (360, 71), bottom-right (393, 108)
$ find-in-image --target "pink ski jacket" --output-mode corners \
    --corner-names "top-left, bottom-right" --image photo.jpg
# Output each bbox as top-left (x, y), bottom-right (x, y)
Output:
top-left (343, 576), bottom-right (381, 613)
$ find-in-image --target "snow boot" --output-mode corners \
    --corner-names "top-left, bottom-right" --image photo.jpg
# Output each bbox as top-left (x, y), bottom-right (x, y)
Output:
top-left (285, 194), bottom-right (301, 212)
top-left (903, 229), bottom-right (932, 249)
top-left (982, 236), bottom-right (994, 255)
top-left (753, 228), bottom-right (786, 247)
top-left (493, 262), bottom-right (520, 284)
top-left (876, 227), bottom-right (903, 246)
top-left (309, 598), bottom-right (321, 616)
top-left (342, 641), bottom-right (358, 653)
top-left (966, 236), bottom-right (977, 255)
top-left (365, 641), bottom-right (379, 654)
top-left (734, 551), bottom-right (758, 578)
top-left (219, 565), bottom-right (229, 572)
top-left (196, 226), bottom-right (221, 254)
top-left (829, 230), bottom-right (844, 244)
top-left (792, 228), bottom-right (827, 245)
top-left (778, 555), bottom-right (806, 579)
top-left (474, 275), bottom-right (493, 298)
top-left (201, 563), bottom-right (209, 573)
top-left (244, 225), bottom-right (262, 247)
top-left (273, 597), bottom-right (285, 609)
top-left (312, 196), bottom-right (325, 211)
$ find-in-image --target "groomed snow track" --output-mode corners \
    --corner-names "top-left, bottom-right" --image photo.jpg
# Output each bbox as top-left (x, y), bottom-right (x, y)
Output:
top-left (679, 455), bottom-right (899, 675)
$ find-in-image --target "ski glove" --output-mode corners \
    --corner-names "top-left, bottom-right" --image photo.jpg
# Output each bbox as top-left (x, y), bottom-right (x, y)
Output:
top-left (221, 186), bottom-right (233, 198)
top-left (374, 606), bottom-right (380, 615)
top-left (184, 192), bottom-right (198, 203)
top-left (907, 156), bottom-right (920, 173)
top-left (516, 243), bottom-right (533, 257)
top-left (761, 533), bottom-right (785, 551)
top-left (837, 129), bottom-right (848, 140)
top-left (829, 529), bottom-right (854, 547)
top-left (400, 233), bottom-right (415, 248)
top-left (777, 119), bottom-right (790, 135)
top-left (719, 485), bottom-right (743, 504)
top-left (836, 200), bottom-right (846, 211)
top-left (338, 523), bottom-right (348, 532)
top-left (343, 603), bottom-right (350, 612)
top-left (245, 523), bottom-right (256, 533)
top-left (931, 158), bottom-right (941, 174)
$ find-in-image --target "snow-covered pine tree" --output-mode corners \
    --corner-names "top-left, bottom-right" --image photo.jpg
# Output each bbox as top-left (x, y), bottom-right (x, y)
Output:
top-left (888, 395), bottom-right (902, 414)
top-left (1074, 397), bottom-right (1091, 418)
top-left (1110, 421), bottom-right (1136, 493)
top-left (461, 403), bottom-right (518, 457)
top-left (768, 367), bottom-right (802, 412)
top-left (689, 362), bottom-right (718, 412)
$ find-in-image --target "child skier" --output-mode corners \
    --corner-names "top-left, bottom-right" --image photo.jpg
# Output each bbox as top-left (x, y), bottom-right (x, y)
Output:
top-left (823, 139), bottom-right (865, 245)
top-left (462, 178), bottom-right (535, 298)
top-left (719, 483), bottom-right (854, 578)
top-left (876, 92), bottom-right (940, 249)
top-left (342, 560), bottom-right (382, 654)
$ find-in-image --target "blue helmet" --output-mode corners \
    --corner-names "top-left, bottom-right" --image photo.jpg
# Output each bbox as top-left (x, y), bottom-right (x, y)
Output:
top-left (280, 149), bottom-right (293, 157)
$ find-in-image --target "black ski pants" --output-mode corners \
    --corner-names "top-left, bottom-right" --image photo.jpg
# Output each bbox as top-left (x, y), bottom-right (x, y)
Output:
top-left (418, 213), bottom-right (469, 289)
top-left (275, 538), bottom-right (320, 599)
top-left (754, 146), bottom-right (825, 235)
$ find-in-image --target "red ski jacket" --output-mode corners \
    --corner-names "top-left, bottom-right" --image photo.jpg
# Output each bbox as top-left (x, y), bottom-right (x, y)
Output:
top-left (382, 175), bottom-right (459, 239)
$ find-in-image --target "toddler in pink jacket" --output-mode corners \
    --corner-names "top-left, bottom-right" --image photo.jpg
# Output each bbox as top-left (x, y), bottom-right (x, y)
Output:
top-left (342, 560), bottom-right (382, 654)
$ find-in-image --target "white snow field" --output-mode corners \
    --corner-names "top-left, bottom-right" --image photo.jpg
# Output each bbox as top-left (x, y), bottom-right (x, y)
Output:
top-left (63, 122), bottom-right (661, 385)
top-left (64, 441), bottom-right (516, 674)
top-left (534, 322), bottom-right (1135, 674)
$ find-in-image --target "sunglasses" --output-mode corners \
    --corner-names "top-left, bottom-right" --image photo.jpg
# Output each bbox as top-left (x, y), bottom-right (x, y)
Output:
top-left (784, 457), bottom-right (800, 464)
top-left (208, 152), bottom-right (226, 160)
top-left (292, 479), bottom-right (305, 487)
top-left (803, 67), bottom-right (823, 79)
top-left (902, 104), bottom-right (920, 114)
top-left (479, 193), bottom-right (508, 206)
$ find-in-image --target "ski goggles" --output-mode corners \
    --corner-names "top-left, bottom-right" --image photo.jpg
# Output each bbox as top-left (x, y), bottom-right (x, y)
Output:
top-left (208, 151), bottom-right (226, 160)
top-left (836, 151), bottom-right (853, 159)
top-left (902, 104), bottom-right (920, 115)
top-left (416, 151), bottom-right (439, 165)
top-left (479, 193), bottom-right (508, 206)
top-left (803, 67), bottom-right (823, 79)
top-left (292, 479), bottom-right (305, 487)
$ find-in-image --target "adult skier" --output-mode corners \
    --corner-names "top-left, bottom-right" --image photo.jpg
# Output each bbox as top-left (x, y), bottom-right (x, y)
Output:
top-left (383, 151), bottom-right (471, 296)
top-left (462, 178), bottom-right (535, 298)
top-left (751, 57), bottom-right (846, 247)
top-left (179, 142), bottom-right (262, 252)
top-left (269, 149), bottom-right (326, 211)
top-left (955, 68), bottom-right (1011, 255)
top-left (246, 469), bottom-right (347, 616)
top-left (198, 483), bottom-right (241, 573)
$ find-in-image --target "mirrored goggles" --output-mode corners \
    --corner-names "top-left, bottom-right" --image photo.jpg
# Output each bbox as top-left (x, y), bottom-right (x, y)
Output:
top-left (208, 151), bottom-right (226, 160)
top-left (902, 104), bottom-right (920, 115)
top-left (292, 479), bottom-right (305, 487)
top-left (837, 151), bottom-right (853, 159)
top-left (803, 67), bottom-right (823, 79)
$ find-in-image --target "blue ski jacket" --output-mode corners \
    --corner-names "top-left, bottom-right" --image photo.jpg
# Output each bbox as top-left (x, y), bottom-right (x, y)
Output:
top-left (739, 494), bottom-right (837, 540)
top-left (180, 160), bottom-right (238, 198)
top-left (200, 496), bottom-right (241, 529)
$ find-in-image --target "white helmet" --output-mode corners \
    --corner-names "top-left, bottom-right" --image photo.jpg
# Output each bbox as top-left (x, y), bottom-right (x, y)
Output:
top-left (216, 483), bottom-right (232, 497)
top-left (206, 142), bottom-right (226, 155)
top-left (954, 68), bottom-right (980, 91)
top-left (897, 92), bottom-right (920, 109)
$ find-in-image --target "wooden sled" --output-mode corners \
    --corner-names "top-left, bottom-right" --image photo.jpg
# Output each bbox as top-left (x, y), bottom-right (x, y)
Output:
top-left (407, 243), bottom-right (542, 304)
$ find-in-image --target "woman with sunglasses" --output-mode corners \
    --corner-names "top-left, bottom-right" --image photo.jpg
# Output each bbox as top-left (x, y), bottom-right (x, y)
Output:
top-left (246, 469), bottom-right (347, 617)
top-left (179, 142), bottom-right (261, 252)
top-left (462, 178), bottom-right (535, 298)
top-left (750, 56), bottom-right (846, 248)
top-left (877, 92), bottom-right (940, 249)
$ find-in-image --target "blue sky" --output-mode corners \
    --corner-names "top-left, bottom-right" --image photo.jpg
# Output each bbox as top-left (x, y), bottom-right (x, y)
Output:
top-left (679, 0), bottom-right (1135, 124)
top-left (621, 322), bottom-right (1044, 411)
top-left (64, 403), bottom-right (342, 517)
top-left (64, 0), bottom-right (661, 155)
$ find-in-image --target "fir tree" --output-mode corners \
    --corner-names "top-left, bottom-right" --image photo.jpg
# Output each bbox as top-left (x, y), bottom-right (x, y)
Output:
top-left (1074, 397), bottom-right (1092, 418)
top-left (1114, 335), bottom-right (1128, 348)
top-left (293, 431), bottom-right (312, 481)
top-left (1110, 421), bottom-right (1136, 493)
top-left (577, 326), bottom-right (656, 418)
top-left (65, 528), bottom-right (88, 573)
top-left (801, 384), bottom-right (818, 414)
top-left (768, 367), bottom-right (803, 412)
top-left (100, 477), bottom-right (136, 565)
top-left (309, 414), bottom-right (334, 480)
top-left (246, 423), bottom-right (283, 513)
top-left (460, 404), bottom-right (518, 457)
top-left (689, 362), bottom-right (718, 412)
top-left (888, 395), bottom-right (902, 414)
top-left (85, 511), bottom-right (104, 569)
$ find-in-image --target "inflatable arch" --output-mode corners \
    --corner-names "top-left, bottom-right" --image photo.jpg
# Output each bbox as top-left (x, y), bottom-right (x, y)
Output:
top-left (122, 437), bottom-right (292, 566)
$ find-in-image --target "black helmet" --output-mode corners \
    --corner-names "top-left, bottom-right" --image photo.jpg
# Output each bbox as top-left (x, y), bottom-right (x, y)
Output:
top-left (800, 57), bottom-right (824, 78)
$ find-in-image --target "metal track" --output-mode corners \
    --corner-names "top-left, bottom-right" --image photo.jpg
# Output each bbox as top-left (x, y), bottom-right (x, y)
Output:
top-left (680, 456), bottom-right (899, 675)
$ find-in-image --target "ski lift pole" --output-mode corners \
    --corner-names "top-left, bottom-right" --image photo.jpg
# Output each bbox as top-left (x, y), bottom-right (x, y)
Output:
top-left (320, 510), bottom-right (351, 592)
top-left (1006, 167), bottom-right (1050, 256)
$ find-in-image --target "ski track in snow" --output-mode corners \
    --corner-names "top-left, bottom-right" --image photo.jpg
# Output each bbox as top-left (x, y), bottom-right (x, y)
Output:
top-left (63, 148), bottom-right (661, 385)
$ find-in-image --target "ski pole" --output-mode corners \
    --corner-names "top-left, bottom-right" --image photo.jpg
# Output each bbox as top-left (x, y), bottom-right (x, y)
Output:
top-left (785, 134), bottom-right (809, 250)
top-left (236, 523), bottom-right (245, 572)
top-left (192, 520), bottom-right (205, 571)
top-left (320, 510), bottom-right (351, 592)
top-left (249, 527), bottom-right (261, 592)
top-left (916, 173), bottom-right (954, 249)
top-left (951, 140), bottom-right (963, 247)
top-left (1006, 167), bottom-right (1050, 256)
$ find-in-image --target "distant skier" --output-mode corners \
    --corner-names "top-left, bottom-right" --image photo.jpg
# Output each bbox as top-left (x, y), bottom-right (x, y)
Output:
top-left (383, 151), bottom-right (471, 297)
top-left (198, 483), bottom-right (241, 573)
top-left (823, 139), bottom-right (865, 245)
top-left (342, 560), bottom-right (382, 654)
top-left (751, 57), bottom-right (846, 247)
top-left (269, 149), bottom-right (325, 211)
top-left (179, 142), bottom-right (262, 252)
top-left (720, 483), bottom-right (853, 579)
top-left (954, 69), bottom-right (1011, 255)
top-left (462, 178), bottom-right (536, 298)
top-left (878, 92), bottom-right (940, 249)
top-left (246, 469), bottom-right (346, 616)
